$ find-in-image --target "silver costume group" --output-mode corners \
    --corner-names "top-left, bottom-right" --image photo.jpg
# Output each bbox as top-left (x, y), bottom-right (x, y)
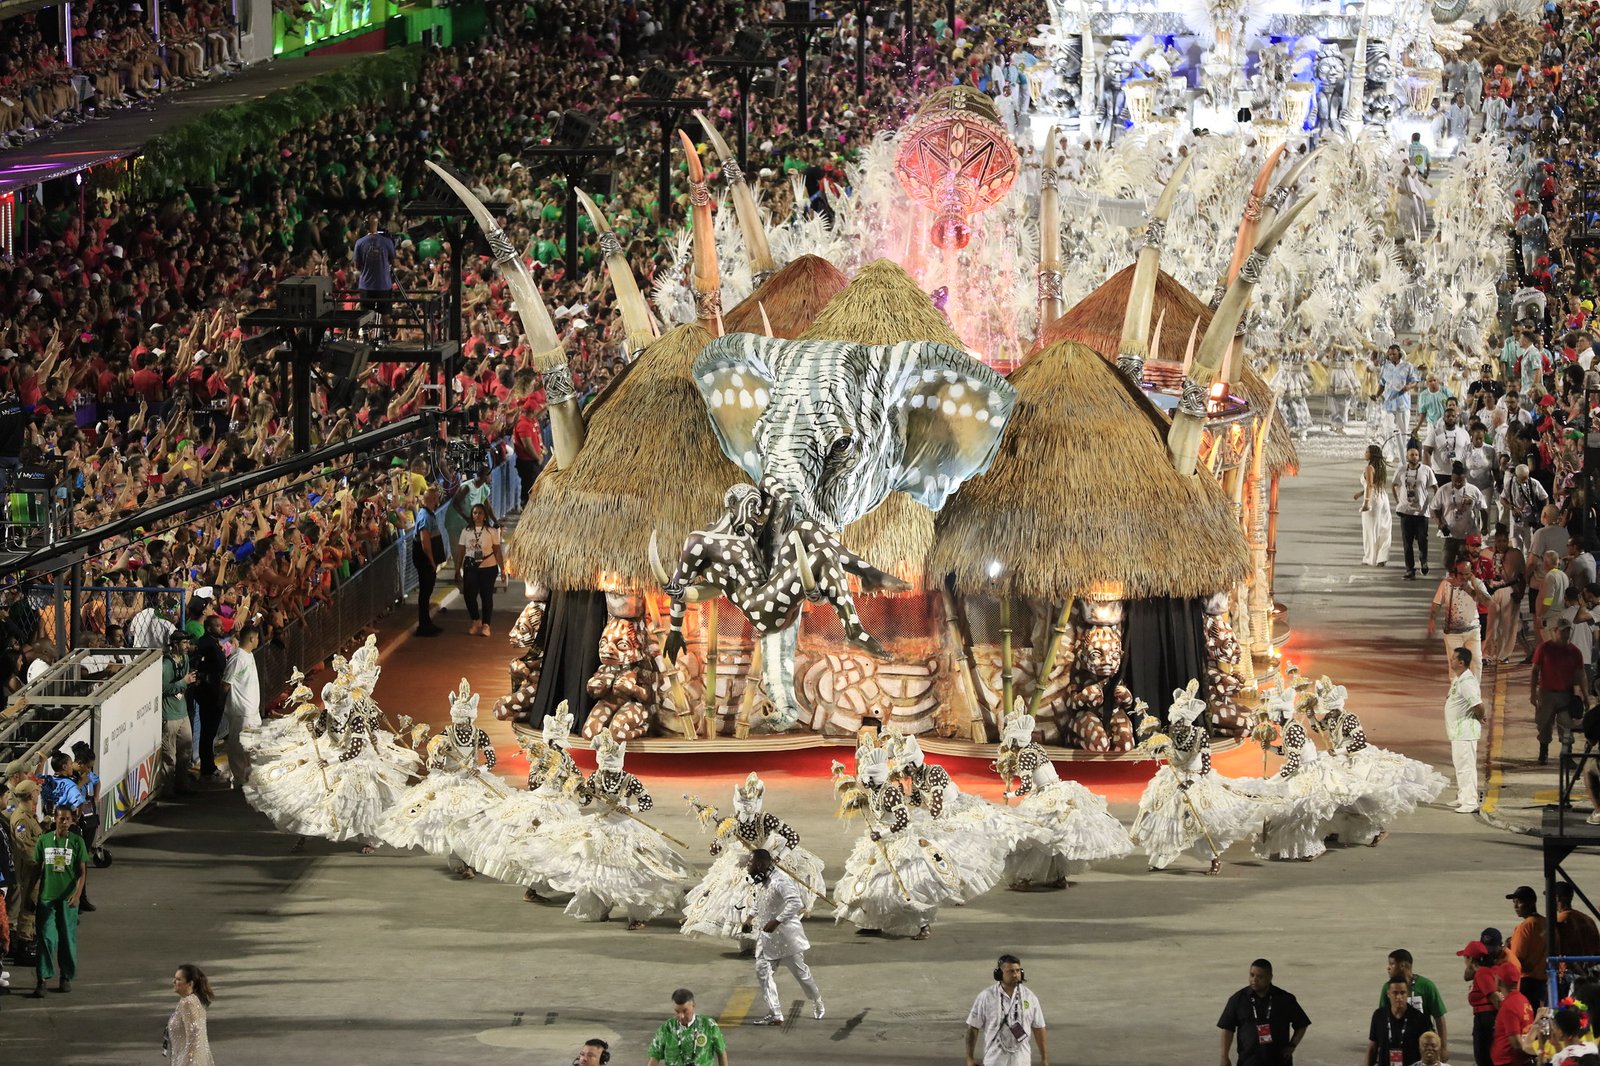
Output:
top-left (239, 639), bottom-right (1444, 954)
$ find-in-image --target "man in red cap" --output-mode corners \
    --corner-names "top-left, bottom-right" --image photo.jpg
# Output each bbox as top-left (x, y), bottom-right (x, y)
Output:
top-left (1462, 935), bottom-right (1522, 1065)
top-left (1490, 961), bottom-right (1534, 1065)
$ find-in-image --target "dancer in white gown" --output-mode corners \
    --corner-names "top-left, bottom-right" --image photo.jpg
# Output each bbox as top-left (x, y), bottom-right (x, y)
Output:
top-left (1129, 682), bottom-right (1264, 873)
top-left (991, 701), bottom-right (1132, 887)
top-left (832, 736), bottom-right (963, 940)
top-left (886, 729), bottom-right (1024, 901)
top-left (241, 670), bottom-right (319, 764)
top-left (1313, 677), bottom-right (1447, 846)
top-left (519, 732), bottom-right (693, 928)
top-left (1359, 446), bottom-right (1394, 566)
top-left (450, 701), bottom-right (583, 897)
top-left (378, 678), bottom-right (514, 874)
top-left (243, 642), bottom-right (419, 849)
top-left (1234, 687), bottom-right (1341, 861)
top-left (681, 772), bottom-right (827, 947)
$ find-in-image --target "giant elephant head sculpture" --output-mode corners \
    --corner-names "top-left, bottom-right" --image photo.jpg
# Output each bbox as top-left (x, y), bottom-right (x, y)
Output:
top-left (665, 332), bottom-right (1016, 731)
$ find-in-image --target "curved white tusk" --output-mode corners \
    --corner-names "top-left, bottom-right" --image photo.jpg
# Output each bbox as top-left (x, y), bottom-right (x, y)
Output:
top-left (758, 302), bottom-right (775, 338)
top-left (790, 530), bottom-right (819, 597)
top-left (648, 529), bottom-right (672, 587)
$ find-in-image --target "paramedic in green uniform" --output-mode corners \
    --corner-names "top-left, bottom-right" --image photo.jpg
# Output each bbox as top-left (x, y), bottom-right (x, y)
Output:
top-left (32, 803), bottom-right (86, 996)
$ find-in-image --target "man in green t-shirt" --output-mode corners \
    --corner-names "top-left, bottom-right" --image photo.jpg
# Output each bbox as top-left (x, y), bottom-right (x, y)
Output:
top-left (1376, 948), bottom-right (1448, 1056)
top-left (647, 988), bottom-right (729, 1066)
top-left (33, 804), bottom-right (87, 996)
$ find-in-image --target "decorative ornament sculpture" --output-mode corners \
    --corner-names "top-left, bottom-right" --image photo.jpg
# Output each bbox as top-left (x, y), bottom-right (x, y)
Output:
top-left (893, 87), bottom-right (1022, 250)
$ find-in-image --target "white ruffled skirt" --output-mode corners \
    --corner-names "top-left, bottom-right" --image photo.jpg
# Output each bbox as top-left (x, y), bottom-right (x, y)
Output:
top-left (1003, 780), bottom-right (1134, 883)
top-left (833, 829), bottom-right (965, 936)
top-left (1233, 766), bottom-right (1342, 860)
top-left (242, 716), bottom-right (316, 763)
top-left (449, 787), bottom-right (584, 886)
top-left (681, 844), bottom-right (828, 942)
top-left (908, 793), bottom-right (1031, 901)
top-left (377, 768), bottom-right (517, 857)
top-left (513, 808), bottom-right (693, 922)
top-left (1129, 766), bottom-right (1265, 870)
top-left (243, 744), bottom-right (418, 844)
top-left (1325, 747), bottom-right (1447, 844)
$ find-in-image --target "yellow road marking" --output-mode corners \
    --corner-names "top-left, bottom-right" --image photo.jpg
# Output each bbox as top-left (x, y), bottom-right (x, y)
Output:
top-left (719, 987), bottom-right (756, 1028)
top-left (1483, 666), bottom-right (1507, 815)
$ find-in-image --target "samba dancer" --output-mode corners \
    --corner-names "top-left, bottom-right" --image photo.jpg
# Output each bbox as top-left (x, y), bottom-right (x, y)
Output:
top-left (1312, 677), bottom-right (1446, 846)
top-left (886, 729), bottom-right (1021, 901)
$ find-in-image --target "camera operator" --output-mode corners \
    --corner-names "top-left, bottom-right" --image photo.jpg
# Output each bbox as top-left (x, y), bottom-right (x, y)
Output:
top-left (966, 954), bottom-right (1048, 1066)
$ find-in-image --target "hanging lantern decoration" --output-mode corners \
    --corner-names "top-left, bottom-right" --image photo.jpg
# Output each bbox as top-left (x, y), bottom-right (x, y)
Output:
top-left (892, 86), bottom-right (1021, 251)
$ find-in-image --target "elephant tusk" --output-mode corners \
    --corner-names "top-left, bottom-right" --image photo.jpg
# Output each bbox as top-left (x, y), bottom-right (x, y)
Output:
top-left (790, 530), bottom-right (820, 600)
top-left (648, 529), bottom-right (672, 587)
top-left (759, 301), bottom-right (775, 339)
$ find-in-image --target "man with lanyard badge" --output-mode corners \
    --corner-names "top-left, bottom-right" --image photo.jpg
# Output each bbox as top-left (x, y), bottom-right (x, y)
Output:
top-left (1219, 959), bottom-right (1311, 1066)
top-left (1366, 976), bottom-right (1429, 1066)
top-left (967, 954), bottom-right (1049, 1066)
top-left (647, 988), bottom-right (728, 1066)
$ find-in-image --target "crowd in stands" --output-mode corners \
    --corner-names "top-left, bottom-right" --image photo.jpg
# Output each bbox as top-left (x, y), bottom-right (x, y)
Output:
top-left (0, 0), bottom-right (239, 147)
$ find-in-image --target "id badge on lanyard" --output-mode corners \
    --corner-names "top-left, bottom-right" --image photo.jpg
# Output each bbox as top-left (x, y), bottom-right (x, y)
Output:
top-left (1256, 1023), bottom-right (1274, 1045)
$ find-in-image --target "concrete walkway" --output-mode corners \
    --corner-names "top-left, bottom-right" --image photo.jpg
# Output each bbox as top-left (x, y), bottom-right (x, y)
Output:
top-left (3, 435), bottom-right (1594, 1066)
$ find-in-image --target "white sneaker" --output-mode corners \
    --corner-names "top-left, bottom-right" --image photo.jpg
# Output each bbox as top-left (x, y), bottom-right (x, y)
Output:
top-left (1455, 805), bottom-right (1479, 814)
top-left (1587, 812), bottom-right (1600, 825)
top-left (813, 1001), bottom-right (826, 1020)
top-left (753, 1013), bottom-right (784, 1026)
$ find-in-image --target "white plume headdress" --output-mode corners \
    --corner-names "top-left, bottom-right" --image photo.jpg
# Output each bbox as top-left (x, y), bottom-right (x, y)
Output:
top-left (448, 677), bottom-right (480, 722)
top-left (542, 700), bottom-right (574, 749)
top-left (1167, 679), bottom-right (1206, 725)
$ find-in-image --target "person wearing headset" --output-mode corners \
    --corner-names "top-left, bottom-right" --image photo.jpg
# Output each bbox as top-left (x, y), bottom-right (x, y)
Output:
top-left (574, 1038), bottom-right (610, 1066)
top-left (966, 954), bottom-right (1048, 1066)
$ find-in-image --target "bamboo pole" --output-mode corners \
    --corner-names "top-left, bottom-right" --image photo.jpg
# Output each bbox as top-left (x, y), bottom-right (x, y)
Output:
top-left (940, 586), bottom-right (986, 743)
top-left (1266, 476), bottom-right (1282, 608)
top-left (999, 596), bottom-right (1015, 732)
top-left (645, 592), bottom-right (699, 740)
top-left (1027, 601), bottom-right (1074, 719)
top-left (735, 640), bottom-right (764, 740)
top-left (701, 603), bottom-right (719, 739)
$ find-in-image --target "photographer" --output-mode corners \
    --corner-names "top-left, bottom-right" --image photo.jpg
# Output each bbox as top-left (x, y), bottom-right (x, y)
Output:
top-left (966, 954), bottom-right (1048, 1066)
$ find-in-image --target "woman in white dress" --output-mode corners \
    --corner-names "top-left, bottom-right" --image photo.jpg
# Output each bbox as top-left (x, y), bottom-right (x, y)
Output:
top-left (451, 702), bottom-right (584, 899)
top-left (1129, 682), bottom-right (1265, 873)
top-left (378, 678), bottom-right (514, 874)
top-left (681, 772), bottom-right (827, 947)
top-left (1234, 688), bottom-right (1342, 861)
top-left (991, 702), bottom-right (1132, 887)
top-left (515, 732), bottom-right (693, 928)
top-left (1312, 678), bottom-right (1447, 846)
top-left (166, 963), bottom-right (215, 1066)
top-left (832, 737), bottom-right (964, 940)
top-left (1357, 444), bottom-right (1393, 566)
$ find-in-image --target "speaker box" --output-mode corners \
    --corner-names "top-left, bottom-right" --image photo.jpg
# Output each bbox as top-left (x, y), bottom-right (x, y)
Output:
top-left (275, 276), bottom-right (333, 320)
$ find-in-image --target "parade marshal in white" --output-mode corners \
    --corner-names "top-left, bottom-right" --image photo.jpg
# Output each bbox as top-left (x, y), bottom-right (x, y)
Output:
top-left (746, 849), bottom-right (824, 1025)
top-left (966, 955), bottom-right (1049, 1066)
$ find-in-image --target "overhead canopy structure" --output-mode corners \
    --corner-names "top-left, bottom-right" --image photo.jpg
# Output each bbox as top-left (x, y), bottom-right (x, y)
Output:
top-left (929, 339), bottom-right (1251, 602)
top-left (720, 254), bottom-right (849, 339)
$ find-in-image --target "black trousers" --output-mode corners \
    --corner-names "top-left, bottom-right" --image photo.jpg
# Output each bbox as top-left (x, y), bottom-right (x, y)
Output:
top-left (1520, 975), bottom-right (1547, 1009)
top-left (1473, 1010), bottom-right (1495, 1066)
top-left (462, 565), bottom-right (498, 625)
top-left (1400, 513), bottom-right (1429, 573)
top-left (515, 458), bottom-right (540, 508)
top-left (414, 556), bottom-right (437, 629)
top-left (196, 691), bottom-right (225, 776)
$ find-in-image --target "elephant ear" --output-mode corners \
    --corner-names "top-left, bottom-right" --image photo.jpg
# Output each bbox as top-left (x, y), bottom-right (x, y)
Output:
top-left (692, 333), bottom-right (781, 479)
top-left (882, 341), bottom-right (1017, 510)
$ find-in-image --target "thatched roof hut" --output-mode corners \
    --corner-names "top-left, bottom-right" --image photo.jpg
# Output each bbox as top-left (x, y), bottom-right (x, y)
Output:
top-left (798, 258), bottom-right (964, 581)
top-left (720, 255), bottom-right (848, 339)
top-left (508, 323), bottom-right (747, 590)
top-left (928, 339), bottom-right (1251, 601)
top-left (1040, 264), bottom-right (1298, 479)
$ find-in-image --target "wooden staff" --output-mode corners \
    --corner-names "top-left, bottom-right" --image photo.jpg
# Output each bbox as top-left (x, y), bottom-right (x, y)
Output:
top-left (939, 585), bottom-right (985, 743)
top-left (683, 796), bottom-right (838, 908)
top-left (833, 769), bottom-right (913, 903)
top-left (735, 641), bottom-right (764, 740)
top-left (591, 790), bottom-right (693, 851)
top-left (701, 604), bottom-right (719, 740)
top-left (1026, 600), bottom-right (1074, 719)
top-left (999, 596), bottom-right (1016, 729)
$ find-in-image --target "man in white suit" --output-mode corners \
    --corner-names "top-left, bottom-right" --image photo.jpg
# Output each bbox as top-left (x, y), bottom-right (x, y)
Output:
top-left (747, 848), bottom-right (824, 1026)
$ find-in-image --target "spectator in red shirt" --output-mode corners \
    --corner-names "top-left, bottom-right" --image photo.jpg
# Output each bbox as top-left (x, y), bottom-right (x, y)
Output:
top-left (1490, 962), bottom-right (1534, 1066)
top-left (1462, 936), bottom-right (1523, 1066)
top-left (512, 404), bottom-right (543, 508)
top-left (1531, 618), bottom-right (1589, 764)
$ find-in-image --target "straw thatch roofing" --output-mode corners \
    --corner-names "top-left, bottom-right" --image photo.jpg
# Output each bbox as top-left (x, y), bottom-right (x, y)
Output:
top-left (1040, 264), bottom-right (1298, 479)
top-left (721, 255), bottom-right (849, 339)
top-left (508, 322), bottom-right (748, 590)
top-left (798, 258), bottom-right (966, 581)
top-left (1039, 264), bottom-right (1209, 362)
top-left (928, 339), bottom-right (1251, 601)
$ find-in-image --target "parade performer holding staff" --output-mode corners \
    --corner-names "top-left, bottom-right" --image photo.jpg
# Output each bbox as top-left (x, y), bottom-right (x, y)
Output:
top-left (832, 737), bottom-right (962, 940)
top-left (682, 772), bottom-right (826, 948)
top-left (520, 732), bottom-right (693, 928)
top-left (992, 701), bottom-right (1132, 888)
top-left (378, 678), bottom-right (513, 876)
top-left (1237, 686), bottom-right (1341, 862)
top-left (1130, 682), bottom-right (1263, 874)
top-left (887, 729), bottom-right (1022, 900)
top-left (746, 848), bottom-right (826, 1026)
top-left (1313, 677), bottom-right (1446, 846)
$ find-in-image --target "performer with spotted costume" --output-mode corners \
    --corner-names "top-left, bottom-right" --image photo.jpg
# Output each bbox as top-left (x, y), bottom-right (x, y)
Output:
top-left (681, 772), bottom-right (827, 947)
top-left (885, 729), bottom-right (1024, 901)
top-left (517, 732), bottom-right (693, 928)
top-left (452, 701), bottom-right (584, 900)
top-left (1312, 677), bottom-right (1446, 847)
top-left (992, 701), bottom-right (1132, 888)
top-left (378, 678), bottom-right (515, 875)
top-left (832, 736), bottom-right (963, 940)
top-left (1233, 687), bottom-right (1341, 862)
top-left (1129, 682), bottom-right (1263, 874)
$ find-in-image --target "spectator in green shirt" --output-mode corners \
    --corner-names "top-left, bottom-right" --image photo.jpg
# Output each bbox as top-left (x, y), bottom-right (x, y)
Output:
top-left (647, 988), bottom-right (729, 1066)
top-left (161, 631), bottom-right (197, 798)
top-left (1377, 949), bottom-right (1448, 1056)
top-left (32, 804), bottom-right (87, 996)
